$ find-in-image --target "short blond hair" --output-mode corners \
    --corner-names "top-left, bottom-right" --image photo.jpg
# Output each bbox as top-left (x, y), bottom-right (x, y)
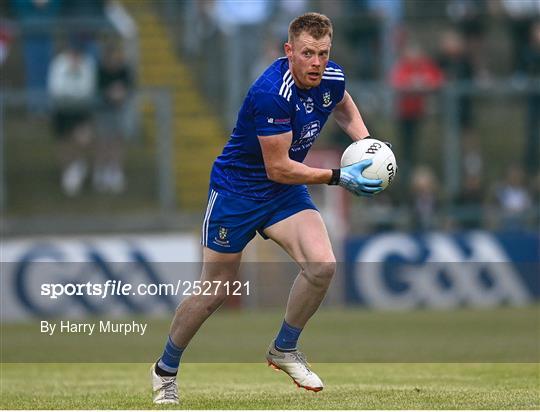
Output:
top-left (288, 12), bottom-right (333, 42)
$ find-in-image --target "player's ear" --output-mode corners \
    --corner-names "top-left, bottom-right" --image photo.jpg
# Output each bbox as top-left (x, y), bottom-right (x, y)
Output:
top-left (284, 42), bottom-right (292, 58)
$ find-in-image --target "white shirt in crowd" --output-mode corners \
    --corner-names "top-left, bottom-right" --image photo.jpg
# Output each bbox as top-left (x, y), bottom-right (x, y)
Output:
top-left (47, 51), bottom-right (96, 102)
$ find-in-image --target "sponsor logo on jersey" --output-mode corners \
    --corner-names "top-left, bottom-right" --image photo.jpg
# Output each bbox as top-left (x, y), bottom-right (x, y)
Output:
top-left (301, 97), bottom-right (314, 114)
top-left (291, 120), bottom-right (320, 152)
top-left (267, 117), bottom-right (290, 125)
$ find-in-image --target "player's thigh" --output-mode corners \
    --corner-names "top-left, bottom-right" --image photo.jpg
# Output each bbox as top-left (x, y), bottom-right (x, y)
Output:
top-left (262, 209), bottom-right (335, 264)
top-left (200, 246), bottom-right (242, 283)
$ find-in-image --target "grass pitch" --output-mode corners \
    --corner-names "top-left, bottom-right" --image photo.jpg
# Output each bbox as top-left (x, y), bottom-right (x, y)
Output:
top-left (1, 362), bottom-right (538, 409)
top-left (2, 306), bottom-right (538, 363)
top-left (1, 307), bottom-right (539, 409)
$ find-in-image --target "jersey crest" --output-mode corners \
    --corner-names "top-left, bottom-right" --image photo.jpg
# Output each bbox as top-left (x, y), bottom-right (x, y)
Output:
top-left (322, 90), bottom-right (332, 107)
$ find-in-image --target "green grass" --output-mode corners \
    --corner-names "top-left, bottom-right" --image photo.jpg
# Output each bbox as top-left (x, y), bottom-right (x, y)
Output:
top-left (2, 306), bottom-right (538, 363)
top-left (1, 362), bottom-right (538, 409)
top-left (1, 307), bottom-right (539, 409)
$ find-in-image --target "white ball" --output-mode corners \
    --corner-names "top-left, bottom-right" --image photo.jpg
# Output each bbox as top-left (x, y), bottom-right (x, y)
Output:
top-left (340, 138), bottom-right (397, 189)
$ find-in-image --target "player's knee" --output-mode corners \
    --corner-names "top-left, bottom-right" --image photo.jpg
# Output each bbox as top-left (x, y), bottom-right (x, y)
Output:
top-left (305, 260), bottom-right (336, 288)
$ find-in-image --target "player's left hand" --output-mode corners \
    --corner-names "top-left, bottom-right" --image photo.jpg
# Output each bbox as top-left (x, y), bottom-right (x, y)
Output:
top-left (339, 159), bottom-right (383, 197)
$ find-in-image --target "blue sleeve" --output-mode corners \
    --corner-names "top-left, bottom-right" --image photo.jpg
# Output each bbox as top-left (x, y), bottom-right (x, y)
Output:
top-left (253, 92), bottom-right (292, 136)
top-left (324, 61), bottom-right (346, 107)
top-left (334, 71), bottom-right (346, 106)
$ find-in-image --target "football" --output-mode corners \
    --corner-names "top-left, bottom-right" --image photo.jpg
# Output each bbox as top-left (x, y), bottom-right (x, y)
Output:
top-left (341, 138), bottom-right (397, 189)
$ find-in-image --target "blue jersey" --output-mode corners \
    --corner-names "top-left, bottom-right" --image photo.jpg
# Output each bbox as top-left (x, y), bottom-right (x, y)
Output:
top-left (210, 57), bottom-right (346, 201)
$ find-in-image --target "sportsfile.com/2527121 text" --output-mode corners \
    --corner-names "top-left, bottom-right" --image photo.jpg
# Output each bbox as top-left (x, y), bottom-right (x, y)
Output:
top-left (40, 280), bottom-right (250, 300)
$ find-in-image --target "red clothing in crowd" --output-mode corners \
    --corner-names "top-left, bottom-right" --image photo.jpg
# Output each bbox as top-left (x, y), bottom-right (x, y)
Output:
top-left (391, 55), bottom-right (444, 119)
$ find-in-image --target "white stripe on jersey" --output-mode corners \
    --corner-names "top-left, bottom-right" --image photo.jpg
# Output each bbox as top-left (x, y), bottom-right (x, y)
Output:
top-left (279, 70), bottom-right (294, 101)
top-left (286, 84), bottom-right (293, 101)
top-left (201, 190), bottom-right (212, 245)
top-left (323, 74), bottom-right (345, 79)
top-left (204, 190), bottom-right (218, 246)
top-left (202, 190), bottom-right (218, 246)
top-left (323, 71), bottom-right (344, 77)
top-left (279, 70), bottom-right (291, 97)
top-left (322, 68), bottom-right (345, 81)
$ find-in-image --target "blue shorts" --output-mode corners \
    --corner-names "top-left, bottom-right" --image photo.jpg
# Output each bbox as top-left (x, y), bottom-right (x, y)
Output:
top-left (201, 185), bottom-right (318, 253)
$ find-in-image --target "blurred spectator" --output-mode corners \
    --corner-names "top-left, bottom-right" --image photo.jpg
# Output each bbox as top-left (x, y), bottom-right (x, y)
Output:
top-left (11, 0), bottom-right (61, 113)
top-left (47, 40), bottom-right (96, 196)
top-left (250, 36), bottom-right (282, 82)
top-left (445, 0), bottom-right (489, 78)
top-left (455, 174), bottom-right (484, 228)
top-left (64, 0), bottom-right (106, 60)
top-left (461, 134), bottom-right (484, 183)
top-left (342, 1), bottom-right (383, 80)
top-left (0, 22), bottom-right (13, 66)
top-left (522, 20), bottom-right (540, 176)
top-left (368, 0), bottom-right (405, 79)
top-left (457, 136), bottom-right (484, 228)
top-left (63, 0), bottom-right (104, 17)
top-left (210, 0), bottom-right (272, 118)
top-left (500, 0), bottom-right (540, 75)
top-left (436, 30), bottom-right (475, 134)
top-left (104, 0), bottom-right (138, 63)
top-left (437, 29), bottom-right (483, 209)
top-left (410, 166), bottom-right (440, 230)
top-left (189, 1), bottom-right (221, 102)
top-left (492, 165), bottom-right (532, 229)
top-left (94, 43), bottom-right (134, 194)
top-left (341, 0), bottom-right (404, 80)
top-left (390, 44), bottom-right (444, 189)
top-left (272, 0), bottom-right (308, 40)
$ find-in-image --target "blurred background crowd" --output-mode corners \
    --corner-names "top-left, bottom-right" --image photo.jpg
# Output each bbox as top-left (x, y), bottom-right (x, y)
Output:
top-left (1, 0), bottom-right (539, 237)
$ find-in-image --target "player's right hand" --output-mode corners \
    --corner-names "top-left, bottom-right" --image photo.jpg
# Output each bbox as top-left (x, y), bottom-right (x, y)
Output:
top-left (339, 159), bottom-right (383, 197)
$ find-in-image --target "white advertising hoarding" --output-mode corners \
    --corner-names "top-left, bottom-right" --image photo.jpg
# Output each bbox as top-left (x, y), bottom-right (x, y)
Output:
top-left (1, 233), bottom-right (200, 320)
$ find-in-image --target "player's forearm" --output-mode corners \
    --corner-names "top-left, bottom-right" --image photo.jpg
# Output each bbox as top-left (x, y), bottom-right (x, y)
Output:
top-left (266, 160), bottom-right (332, 185)
top-left (334, 92), bottom-right (369, 141)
